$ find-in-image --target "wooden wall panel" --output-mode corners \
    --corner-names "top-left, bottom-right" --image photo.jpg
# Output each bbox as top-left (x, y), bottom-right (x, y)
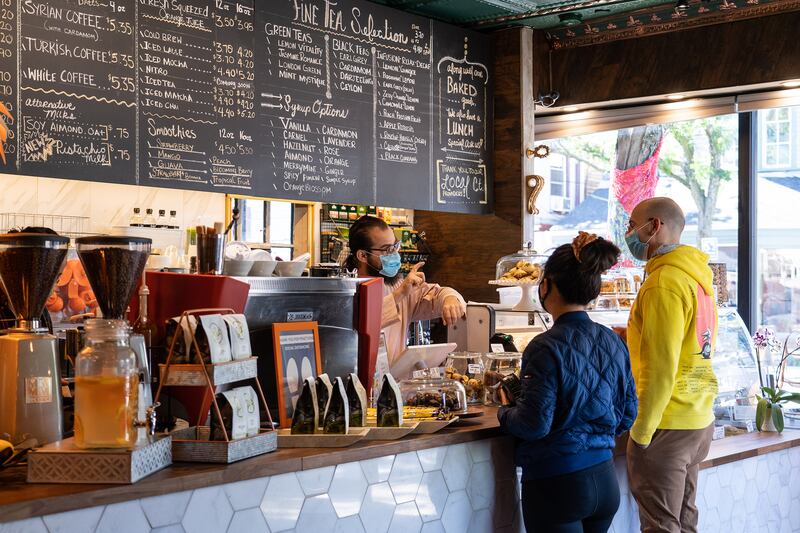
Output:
top-left (534, 13), bottom-right (800, 107)
top-left (415, 28), bottom-right (532, 303)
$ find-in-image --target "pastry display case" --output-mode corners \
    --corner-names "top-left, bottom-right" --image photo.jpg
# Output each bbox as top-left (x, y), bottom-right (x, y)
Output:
top-left (488, 242), bottom-right (549, 312)
top-left (442, 352), bottom-right (485, 404)
top-left (399, 377), bottom-right (468, 415)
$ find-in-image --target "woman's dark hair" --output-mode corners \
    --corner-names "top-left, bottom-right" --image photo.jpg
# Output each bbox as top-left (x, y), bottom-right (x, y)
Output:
top-left (345, 215), bottom-right (390, 270)
top-left (543, 237), bottom-right (620, 305)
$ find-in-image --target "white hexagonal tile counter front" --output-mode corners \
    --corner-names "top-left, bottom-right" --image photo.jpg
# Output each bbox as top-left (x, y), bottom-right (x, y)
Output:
top-left (5, 437), bottom-right (800, 533)
top-left (261, 473), bottom-right (305, 532)
top-left (182, 486), bottom-right (234, 533)
top-left (359, 482), bottom-right (396, 533)
top-left (329, 462), bottom-right (369, 518)
top-left (388, 452), bottom-right (424, 504)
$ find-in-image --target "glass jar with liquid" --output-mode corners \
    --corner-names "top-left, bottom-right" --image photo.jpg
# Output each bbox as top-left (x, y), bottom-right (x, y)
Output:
top-left (74, 319), bottom-right (139, 449)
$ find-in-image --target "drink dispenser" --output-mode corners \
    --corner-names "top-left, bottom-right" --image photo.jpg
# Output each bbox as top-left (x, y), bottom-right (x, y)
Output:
top-left (74, 320), bottom-right (139, 449)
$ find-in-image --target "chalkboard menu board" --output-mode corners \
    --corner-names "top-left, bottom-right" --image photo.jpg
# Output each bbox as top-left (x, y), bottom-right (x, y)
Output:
top-left (0, 0), bottom-right (493, 213)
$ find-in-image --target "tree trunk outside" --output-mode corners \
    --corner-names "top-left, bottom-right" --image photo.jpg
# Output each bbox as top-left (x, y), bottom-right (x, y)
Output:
top-left (610, 125), bottom-right (665, 264)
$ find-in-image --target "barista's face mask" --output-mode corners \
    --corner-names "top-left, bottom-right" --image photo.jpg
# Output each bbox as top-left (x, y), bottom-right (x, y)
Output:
top-left (372, 252), bottom-right (401, 278)
top-left (625, 219), bottom-right (657, 261)
top-left (362, 246), bottom-right (402, 280)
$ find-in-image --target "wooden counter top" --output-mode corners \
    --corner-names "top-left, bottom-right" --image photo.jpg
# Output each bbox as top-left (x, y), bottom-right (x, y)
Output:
top-left (2, 410), bottom-right (800, 524)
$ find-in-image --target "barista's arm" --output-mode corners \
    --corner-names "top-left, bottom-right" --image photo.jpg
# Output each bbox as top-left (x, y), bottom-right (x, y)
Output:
top-left (408, 284), bottom-right (466, 326)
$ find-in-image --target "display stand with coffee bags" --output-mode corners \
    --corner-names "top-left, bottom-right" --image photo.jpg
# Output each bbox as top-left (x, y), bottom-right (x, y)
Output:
top-left (155, 308), bottom-right (276, 463)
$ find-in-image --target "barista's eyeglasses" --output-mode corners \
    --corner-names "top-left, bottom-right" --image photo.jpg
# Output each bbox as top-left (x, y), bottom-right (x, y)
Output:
top-left (368, 242), bottom-right (402, 255)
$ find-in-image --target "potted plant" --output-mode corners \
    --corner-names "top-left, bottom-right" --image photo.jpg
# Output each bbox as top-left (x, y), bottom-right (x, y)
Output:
top-left (752, 327), bottom-right (800, 433)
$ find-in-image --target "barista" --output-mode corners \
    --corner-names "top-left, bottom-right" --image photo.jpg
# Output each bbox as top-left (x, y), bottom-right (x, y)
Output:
top-left (346, 216), bottom-right (466, 371)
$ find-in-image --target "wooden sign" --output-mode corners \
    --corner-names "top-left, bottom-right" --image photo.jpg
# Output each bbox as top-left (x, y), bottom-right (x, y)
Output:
top-left (272, 321), bottom-right (322, 427)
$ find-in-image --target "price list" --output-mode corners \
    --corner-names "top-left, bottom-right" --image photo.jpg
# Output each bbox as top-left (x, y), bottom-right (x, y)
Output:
top-left (210, 0), bottom-right (256, 190)
top-left (257, 4), bottom-right (369, 202)
top-left (138, 0), bottom-right (215, 189)
top-left (0, 0), bottom-right (16, 169)
top-left (18, 0), bottom-right (136, 182)
top-left (374, 20), bottom-right (433, 207)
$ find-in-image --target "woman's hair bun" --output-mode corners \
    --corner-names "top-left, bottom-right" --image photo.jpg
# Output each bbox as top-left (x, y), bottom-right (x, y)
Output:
top-left (578, 238), bottom-right (620, 276)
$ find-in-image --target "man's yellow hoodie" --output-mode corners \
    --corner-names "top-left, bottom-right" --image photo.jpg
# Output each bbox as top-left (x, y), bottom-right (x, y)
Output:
top-left (627, 245), bottom-right (719, 446)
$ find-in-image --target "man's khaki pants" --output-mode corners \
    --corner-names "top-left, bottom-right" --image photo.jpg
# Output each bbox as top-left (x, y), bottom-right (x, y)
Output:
top-left (626, 424), bottom-right (714, 533)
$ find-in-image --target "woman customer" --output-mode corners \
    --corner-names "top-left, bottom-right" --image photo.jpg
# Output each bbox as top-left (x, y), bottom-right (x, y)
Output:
top-left (498, 232), bottom-right (638, 533)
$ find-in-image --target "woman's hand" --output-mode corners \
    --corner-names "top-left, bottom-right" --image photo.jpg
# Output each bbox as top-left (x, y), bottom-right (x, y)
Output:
top-left (498, 387), bottom-right (511, 406)
top-left (442, 295), bottom-right (466, 326)
top-left (393, 262), bottom-right (426, 299)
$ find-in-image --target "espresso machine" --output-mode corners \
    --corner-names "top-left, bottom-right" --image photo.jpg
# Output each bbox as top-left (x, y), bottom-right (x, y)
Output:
top-left (0, 233), bottom-right (70, 446)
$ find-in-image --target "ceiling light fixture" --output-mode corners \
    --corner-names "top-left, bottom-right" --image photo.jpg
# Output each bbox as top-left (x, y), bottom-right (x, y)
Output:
top-left (675, 0), bottom-right (690, 12)
top-left (667, 94), bottom-right (686, 100)
top-left (781, 80), bottom-right (800, 88)
top-left (562, 106), bottom-right (579, 112)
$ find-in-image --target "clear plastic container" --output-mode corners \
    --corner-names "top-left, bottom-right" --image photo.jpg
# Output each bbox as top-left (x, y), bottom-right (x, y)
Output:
top-left (399, 377), bottom-right (468, 414)
top-left (484, 352), bottom-right (523, 406)
top-left (74, 319), bottom-right (139, 449)
top-left (75, 236), bottom-right (151, 320)
top-left (443, 352), bottom-right (485, 404)
top-left (495, 242), bottom-right (547, 283)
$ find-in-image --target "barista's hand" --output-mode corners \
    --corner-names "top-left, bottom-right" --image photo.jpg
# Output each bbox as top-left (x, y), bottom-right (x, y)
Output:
top-left (394, 262), bottom-right (426, 299)
top-left (442, 296), bottom-right (466, 326)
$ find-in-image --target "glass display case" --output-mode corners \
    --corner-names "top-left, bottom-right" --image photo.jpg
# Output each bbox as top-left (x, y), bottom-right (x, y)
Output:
top-left (399, 377), bottom-right (468, 414)
top-left (489, 243), bottom-right (549, 312)
top-left (443, 352), bottom-right (485, 404)
top-left (449, 302), bottom-right (764, 427)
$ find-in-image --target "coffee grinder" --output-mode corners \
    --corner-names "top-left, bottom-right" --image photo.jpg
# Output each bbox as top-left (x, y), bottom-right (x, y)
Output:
top-left (0, 233), bottom-right (70, 446)
top-left (74, 236), bottom-right (153, 441)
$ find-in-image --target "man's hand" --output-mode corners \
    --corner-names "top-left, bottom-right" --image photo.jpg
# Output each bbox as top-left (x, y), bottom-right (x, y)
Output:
top-left (442, 295), bottom-right (466, 326)
top-left (393, 262), bottom-right (426, 299)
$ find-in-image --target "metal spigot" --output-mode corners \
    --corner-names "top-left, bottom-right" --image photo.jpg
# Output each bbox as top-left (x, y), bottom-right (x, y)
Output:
top-left (134, 402), bottom-right (161, 438)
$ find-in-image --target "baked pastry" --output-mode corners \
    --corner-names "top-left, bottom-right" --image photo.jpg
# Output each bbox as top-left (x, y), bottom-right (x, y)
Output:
top-left (499, 261), bottom-right (541, 283)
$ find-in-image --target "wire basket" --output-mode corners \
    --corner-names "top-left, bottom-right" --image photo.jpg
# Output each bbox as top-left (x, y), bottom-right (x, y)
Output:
top-left (0, 213), bottom-right (90, 237)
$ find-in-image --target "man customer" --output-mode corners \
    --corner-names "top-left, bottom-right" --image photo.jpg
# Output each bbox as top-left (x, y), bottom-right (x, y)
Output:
top-left (498, 232), bottom-right (638, 533)
top-left (624, 197), bottom-right (719, 533)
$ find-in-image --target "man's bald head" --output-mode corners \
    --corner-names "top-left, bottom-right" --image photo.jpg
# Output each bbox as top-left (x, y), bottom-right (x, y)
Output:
top-left (633, 197), bottom-right (686, 234)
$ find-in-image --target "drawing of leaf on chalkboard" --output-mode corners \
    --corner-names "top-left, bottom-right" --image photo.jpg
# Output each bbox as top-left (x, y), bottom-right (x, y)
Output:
top-left (0, 102), bottom-right (12, 165)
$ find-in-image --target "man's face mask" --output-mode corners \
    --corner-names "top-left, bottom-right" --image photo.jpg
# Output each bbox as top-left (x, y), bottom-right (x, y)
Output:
top-left (625, 219), bottom-right (657, 261)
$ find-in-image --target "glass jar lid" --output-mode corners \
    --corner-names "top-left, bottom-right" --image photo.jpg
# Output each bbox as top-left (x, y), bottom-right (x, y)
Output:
top-left (484, 351), bottom-right (522, 360)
